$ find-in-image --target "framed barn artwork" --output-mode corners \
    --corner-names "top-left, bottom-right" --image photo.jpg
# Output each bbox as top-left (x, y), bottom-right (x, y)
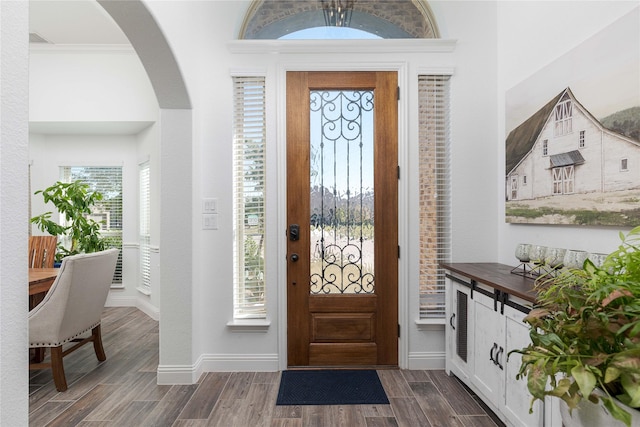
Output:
top-left (505, 8), bottom-right (640, 226)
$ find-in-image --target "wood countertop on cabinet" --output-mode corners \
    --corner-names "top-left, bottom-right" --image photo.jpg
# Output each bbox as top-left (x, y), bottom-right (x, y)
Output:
top-left (441, 262), bottom-right (539, 304)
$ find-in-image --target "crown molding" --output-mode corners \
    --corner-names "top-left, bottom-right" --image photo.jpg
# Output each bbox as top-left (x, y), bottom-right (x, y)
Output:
top-left (228, 38), bottom-right (457, 55)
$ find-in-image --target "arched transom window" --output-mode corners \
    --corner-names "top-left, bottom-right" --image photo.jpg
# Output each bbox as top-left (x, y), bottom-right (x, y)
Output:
top-left (240, 0), bottom-right (440, 39)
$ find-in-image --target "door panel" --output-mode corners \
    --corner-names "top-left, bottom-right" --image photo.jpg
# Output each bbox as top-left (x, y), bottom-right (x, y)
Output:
top-left (286, 71), bottom-right (398, 367)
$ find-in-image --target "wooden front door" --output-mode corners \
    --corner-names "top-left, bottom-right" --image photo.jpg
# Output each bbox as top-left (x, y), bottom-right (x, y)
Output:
top-left (286, 71), bottom-right (398, 367)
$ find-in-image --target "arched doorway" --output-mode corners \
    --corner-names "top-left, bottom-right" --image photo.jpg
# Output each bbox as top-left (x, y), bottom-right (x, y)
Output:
top-left (96, 0), bottom-right (194, 374)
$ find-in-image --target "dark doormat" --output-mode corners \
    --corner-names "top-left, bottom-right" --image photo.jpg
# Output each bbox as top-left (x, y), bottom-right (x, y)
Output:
top-left (276, 369), bottom-right (389, 405)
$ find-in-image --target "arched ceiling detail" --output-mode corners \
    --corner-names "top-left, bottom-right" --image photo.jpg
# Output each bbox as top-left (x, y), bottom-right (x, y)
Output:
top-left (240, 0), bottom-right (440, 39)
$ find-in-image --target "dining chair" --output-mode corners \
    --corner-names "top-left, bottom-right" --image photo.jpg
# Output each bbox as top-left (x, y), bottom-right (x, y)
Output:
top-left (29, 248), bottom-right (119, 392)
top-left (28, 235), bottom-right (58, 268)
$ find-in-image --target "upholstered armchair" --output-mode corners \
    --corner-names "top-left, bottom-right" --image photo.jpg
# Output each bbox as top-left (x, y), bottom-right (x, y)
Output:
top-left (29, 248), bottom-right (119, 391)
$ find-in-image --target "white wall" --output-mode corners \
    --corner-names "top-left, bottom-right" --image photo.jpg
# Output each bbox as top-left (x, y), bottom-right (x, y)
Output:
top-left (0, 2), bottom-right (30, 425)
top-left (497, 2), bottom-right (640, 264)
top-left (442, 0), bottom-right (500, 262)
top-left (29, 46), bottom-right (158, 122)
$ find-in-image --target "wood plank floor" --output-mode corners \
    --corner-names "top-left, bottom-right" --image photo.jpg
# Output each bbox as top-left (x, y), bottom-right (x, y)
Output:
top-left (29, 307), bottom-right (505, 426)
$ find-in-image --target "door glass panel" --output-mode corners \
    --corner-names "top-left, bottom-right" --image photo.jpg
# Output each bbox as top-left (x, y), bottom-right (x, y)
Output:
top-left (309, 90), bottom-right (375, 294)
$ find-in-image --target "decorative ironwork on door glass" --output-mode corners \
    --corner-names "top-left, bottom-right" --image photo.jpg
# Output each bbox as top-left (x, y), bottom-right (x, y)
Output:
top-left (309, 90), bottom-right (375, 294)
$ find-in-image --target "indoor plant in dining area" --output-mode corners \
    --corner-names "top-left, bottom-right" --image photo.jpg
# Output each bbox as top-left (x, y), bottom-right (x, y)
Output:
top-left (512, 225), bottom-right (640, 427)
top-left (31, 180), bottom-right (108, 262)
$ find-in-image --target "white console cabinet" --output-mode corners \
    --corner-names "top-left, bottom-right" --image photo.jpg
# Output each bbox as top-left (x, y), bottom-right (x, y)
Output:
top-left (443, 263), bottom-right (556, 427)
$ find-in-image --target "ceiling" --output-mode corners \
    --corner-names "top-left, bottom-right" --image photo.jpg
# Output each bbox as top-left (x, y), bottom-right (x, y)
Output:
top-left (30, 0), bottom-right (129, 46)
top-left (29, 1), bottom-right (147, 135)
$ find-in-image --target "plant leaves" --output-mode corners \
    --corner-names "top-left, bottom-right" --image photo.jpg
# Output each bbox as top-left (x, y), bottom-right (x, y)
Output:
top-left (606, 366), bottom-right (622, 384)
top-left (602, 289), bottom-right (634, 308)
top-left (571, 365), bottom-right (596, 400)
top-left (601, 395), bottom-right (632, 427)
top-left (31, 180), bottom-right (107, 259)
top-left (560, 385), bottom-right (582, 410)
top-left (610, 349), bottom-right (640, 374)
top-left (548, 377), bottom-right (572, 397)
top-left (527, 362), bottom-right (549, 400)
top-left (537, 333), bottom-right (566, 351)
top-left (620, 372), bottom-right (640, 408)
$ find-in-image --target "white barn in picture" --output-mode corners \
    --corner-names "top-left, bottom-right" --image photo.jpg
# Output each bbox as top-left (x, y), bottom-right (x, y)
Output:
top-left (506, 87), bottom-right (640, 204)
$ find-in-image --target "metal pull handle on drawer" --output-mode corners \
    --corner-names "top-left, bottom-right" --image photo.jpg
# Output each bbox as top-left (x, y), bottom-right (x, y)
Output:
top-left (489, 343), bottom-right (497, 364)
top-left (496, 346), bottom-right (504, 370)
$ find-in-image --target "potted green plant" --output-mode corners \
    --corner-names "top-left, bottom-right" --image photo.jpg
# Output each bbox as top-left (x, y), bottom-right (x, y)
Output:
top-left (31, 180), bottom-right (107, 262)
top-left (512, 226), bottom-right (640, 427)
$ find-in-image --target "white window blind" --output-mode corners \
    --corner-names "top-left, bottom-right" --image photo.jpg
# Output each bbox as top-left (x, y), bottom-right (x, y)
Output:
top-left (60, 166), bottom-right (123, 283)
top-left (139, 162), bottom-right (151, 291)
top-left (232, 76), bottom-right (267, 319)
top-left (418, 75), bottom-right (451, 319)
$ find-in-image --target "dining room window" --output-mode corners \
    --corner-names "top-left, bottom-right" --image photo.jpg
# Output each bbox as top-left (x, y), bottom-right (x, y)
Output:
top-left (418, 74), bottom-right (451, 320)
top-left (232, 75), bottom-right (267, 319)
top-left (139, 162), bottom-right (151, 292)
top-left (60, 166), bottom-right (123, 283)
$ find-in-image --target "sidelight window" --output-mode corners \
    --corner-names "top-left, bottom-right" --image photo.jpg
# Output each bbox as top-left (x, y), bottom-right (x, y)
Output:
top-left (232, 75), bottom-right (267, 319)
top-left (418, 74), bottom-right (451, 320)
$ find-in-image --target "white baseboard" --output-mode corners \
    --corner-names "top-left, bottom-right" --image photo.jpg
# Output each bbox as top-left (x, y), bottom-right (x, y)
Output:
top-left (135, 297), bottom-right (160, 321)
top-left (408, 351), bottom-right (446, 370)
top-left (105, 294), bottom-right (136, 307)
top-left (105, 293), bottom-right (159, 321)
top-left (157, 364), bottom-right (201, 385)
top-left (197, 353), bottom-right (279, 375)
top-left (157, 353), bottom-right (279, 385)
top-left (154, 352), bottom-right (444, 384)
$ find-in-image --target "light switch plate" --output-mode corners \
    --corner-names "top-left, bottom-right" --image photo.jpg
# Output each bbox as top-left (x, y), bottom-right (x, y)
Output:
top-left (202, 214), bottom-right (218, 230)
top-left (203, 198), bottom-right (218, 213)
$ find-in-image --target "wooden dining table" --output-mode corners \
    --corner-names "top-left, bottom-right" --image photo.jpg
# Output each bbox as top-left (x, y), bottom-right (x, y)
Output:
top-left (29, 268), bottom-right (58, 362)
top-left (29, 268), bottom-right (58, 309)
top-left (29, 268), bottom-right (58, 294)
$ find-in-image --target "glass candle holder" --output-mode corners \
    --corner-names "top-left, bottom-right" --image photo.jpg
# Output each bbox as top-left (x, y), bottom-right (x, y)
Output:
top-left (529, 245), bottom-right (548, 265)
top-left (563, 249), bottom-right (588, 270)
top-left (515, 243), bottom-right (531, 263)
top-left (544, 247), bottom-right (567, 269)
top-left (588, 252), bottom-right (608, 269)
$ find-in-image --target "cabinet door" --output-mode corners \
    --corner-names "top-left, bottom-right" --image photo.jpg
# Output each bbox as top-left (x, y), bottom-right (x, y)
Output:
top-left (472, 291), bottom-right (505, 407)
top-left (447, 280), bottom-right (472, 378)
top-left (504, 306), bottom-right (543, 427)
